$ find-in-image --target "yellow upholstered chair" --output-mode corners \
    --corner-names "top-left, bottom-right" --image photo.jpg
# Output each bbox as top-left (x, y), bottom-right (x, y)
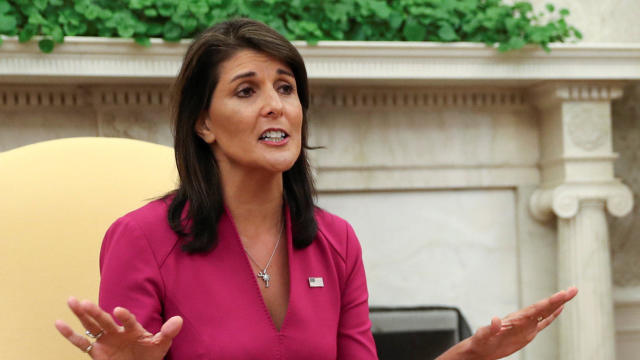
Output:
top-left (0, 137), bottom-right (178, 359)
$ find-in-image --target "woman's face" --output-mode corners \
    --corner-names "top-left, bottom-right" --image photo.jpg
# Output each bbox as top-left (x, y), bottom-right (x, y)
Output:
top-left (197, 49), bottom-right (303, 177)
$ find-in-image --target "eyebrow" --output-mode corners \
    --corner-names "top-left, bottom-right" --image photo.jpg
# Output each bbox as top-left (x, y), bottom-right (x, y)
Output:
top-left (229, 68), bottom-right (295, 83)
top-left (277, 68), bottom-right (295, 78)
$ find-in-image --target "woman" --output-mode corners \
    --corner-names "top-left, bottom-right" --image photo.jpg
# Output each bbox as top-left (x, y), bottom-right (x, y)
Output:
top-left (55, 18), bottom-right (577, 359)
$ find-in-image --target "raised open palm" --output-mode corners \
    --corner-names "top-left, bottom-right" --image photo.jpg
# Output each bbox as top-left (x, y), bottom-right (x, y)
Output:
top-left (439, 286), bottom-right (578, 360)
top-left (55, 297), bottom-right (182, 360)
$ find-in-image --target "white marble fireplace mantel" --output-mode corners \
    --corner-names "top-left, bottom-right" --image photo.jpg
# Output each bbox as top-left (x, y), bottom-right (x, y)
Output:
top-left (2, 38), bottom-right (640, 360)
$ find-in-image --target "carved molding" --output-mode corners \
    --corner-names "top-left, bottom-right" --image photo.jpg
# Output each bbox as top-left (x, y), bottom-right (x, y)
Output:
top-left (310, 87), bottom-right (528, 108)
top-left (530, 182), bottom-right (634, 221)
top-left (315, 164), bottom-right (540, 191)
top-left (0, 84), bottom-right (528, 110)
top-left (1, 37), bottom-right (640, 84)
top-left (528, 82), bottom-right (625, 110)
top-left (0, 87), bottom-right (90, 108)
top-left (93, 86), bottom-right (171, 108)
top-left (538, 155), bottom-right (619, 167)
top-left (0, 85), bottom-right (171, 109)
top-left (556, 85), bottom-right (624, 101)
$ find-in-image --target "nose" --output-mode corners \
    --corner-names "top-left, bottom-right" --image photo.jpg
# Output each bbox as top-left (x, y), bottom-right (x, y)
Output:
top-left (261, 87), bottom-right (284, 118)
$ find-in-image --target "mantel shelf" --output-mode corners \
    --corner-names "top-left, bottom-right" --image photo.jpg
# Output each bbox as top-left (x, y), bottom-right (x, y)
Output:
top-left (1, 36), bottom-right (640, 85)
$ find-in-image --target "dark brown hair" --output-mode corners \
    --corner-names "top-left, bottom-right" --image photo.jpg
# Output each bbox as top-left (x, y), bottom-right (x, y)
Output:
top-left (166, 18), bottom-right (317, 253)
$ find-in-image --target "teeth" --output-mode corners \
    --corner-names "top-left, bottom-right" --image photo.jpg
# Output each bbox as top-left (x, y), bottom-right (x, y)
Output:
top-left (261, 130), bottom-right (286, 140)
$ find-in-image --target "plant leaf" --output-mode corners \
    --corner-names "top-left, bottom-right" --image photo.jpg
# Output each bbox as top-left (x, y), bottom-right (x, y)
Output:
top-left (18, 24), bottom-right (37, 42)
top-left (403, 16), bottom-right (426, 41)
top-left (135, 36), bottom-right (151, 47)
top-left (33, 0), bottom-right (48, 11)
top-left (0, 1), bottom-right (11, 14)
top-left (389, 12), bottom-right (403, 30)
top-left (38, 38), bottom-right (55, 53)
top-left (163, 21), bottom-right (182, 41)
top-left (144, 8), bottom-right (158, 17)
top-left (51, 25), bottom-right (64, 43)
top-left (437, 22), bottom-right (458, 41)
top-left (507, 36), bottom-right (526, 50)
top-left (0, 14), bottom-right (16, 32)
top-left (369, 0), bottom-right (391, 18)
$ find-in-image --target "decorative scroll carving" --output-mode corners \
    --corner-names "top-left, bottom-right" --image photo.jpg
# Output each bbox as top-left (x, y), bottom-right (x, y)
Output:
top-left (606, 186), bottom-right (635, 217)
top-left (530, 183), bottom-right (634, 221)
top-left (553, 190), bottom-right (581, 219)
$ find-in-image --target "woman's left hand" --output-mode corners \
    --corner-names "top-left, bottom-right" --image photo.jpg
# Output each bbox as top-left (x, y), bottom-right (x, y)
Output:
top-left (438, 286), bottom-right (578, 360)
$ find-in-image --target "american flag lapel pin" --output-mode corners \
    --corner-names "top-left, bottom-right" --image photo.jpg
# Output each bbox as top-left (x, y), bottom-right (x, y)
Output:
top-left (308, 277), bottom-right (324, 288)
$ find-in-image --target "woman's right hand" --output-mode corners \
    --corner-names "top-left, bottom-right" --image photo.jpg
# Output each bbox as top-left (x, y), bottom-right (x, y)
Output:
top-left (55, 297), bottom-right (183, 360)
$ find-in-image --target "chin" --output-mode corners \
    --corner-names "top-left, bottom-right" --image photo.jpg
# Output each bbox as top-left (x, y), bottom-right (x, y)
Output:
top-left (262, 149), bottom-right (300, 172)
top-left (273, 161), bottom-right (298, 174)
top-left (265, 156), bottom-right (299, 174)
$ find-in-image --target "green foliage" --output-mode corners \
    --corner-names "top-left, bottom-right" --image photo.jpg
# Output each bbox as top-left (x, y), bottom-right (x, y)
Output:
top-left (0, 0), bottom-right (581, 53)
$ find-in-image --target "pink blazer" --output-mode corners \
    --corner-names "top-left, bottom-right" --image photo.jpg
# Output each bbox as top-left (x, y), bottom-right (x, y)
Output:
top-left (99, 199), bottom-right (378, 359)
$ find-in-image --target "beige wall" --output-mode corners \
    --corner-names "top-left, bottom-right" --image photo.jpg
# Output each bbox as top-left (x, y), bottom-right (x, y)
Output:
top-left (611, 83), bottom-right (640, 286)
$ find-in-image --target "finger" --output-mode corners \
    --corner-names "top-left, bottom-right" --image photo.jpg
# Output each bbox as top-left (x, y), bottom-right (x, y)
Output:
top-left (501, 317), bottom-right (514, 330)
top-left (565, 286), bottom-right (579, 301)
top-left (54, 320), bottom-right (93, 353)
top-left (113, 306), bottom-right (146, 334)
top-left (526, 288), bottom-right (573, 321)
top-left (81, 300), bottom-right (121, 334)
top-left (537, 305), bottom-right (564, 332)
top-left (491, 316), bottom-right (502, 333)
top-left (151, 316), bottom-right (184, 345)
top-left (67, 297), bottom-right (104, 337)
top-left (474, 316), bottom-right (501, 342)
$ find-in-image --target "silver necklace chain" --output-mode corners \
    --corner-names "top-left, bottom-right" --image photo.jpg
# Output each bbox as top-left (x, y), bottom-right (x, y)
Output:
top-left (243, 219), bottom-right (284, 288)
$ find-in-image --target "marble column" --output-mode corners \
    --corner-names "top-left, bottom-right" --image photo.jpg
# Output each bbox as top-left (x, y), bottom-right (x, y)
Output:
top-left (529, 82), bottom-right (634, 360)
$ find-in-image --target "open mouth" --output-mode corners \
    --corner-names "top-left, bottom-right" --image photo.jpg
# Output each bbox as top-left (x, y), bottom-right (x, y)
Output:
top-left (258, 129), bottom-right (289, 142)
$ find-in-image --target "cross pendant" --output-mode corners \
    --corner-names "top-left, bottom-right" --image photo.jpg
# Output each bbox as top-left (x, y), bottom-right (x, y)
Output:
top-left (257, 270), bottom-right (271, 288)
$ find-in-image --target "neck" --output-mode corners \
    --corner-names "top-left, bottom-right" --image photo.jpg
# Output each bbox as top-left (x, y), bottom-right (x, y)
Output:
top-left (219, 166), bottom-right (285, 247)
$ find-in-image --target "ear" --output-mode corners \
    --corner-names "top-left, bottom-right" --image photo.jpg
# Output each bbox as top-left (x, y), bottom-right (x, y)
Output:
top-left (195, 112), bottom-right (216, 144)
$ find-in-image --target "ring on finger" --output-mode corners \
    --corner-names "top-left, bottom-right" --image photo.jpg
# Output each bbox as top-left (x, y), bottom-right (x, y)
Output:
top-left (84, 343), bottom-right (94, 353)
top-left (537, 316), bottom-right (544, 322)
top-left (85, 329), bottom-right (104, 339)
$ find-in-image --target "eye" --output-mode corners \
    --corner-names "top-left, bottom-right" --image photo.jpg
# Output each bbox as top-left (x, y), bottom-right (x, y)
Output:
top-left (236, 87), bottom-right (255, 98)
top-left (278, 83), bottom-right (295, 95)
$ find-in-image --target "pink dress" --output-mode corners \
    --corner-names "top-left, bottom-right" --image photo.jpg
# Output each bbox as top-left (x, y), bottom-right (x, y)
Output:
top-left (99, 199), bottom-right (378, 359)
